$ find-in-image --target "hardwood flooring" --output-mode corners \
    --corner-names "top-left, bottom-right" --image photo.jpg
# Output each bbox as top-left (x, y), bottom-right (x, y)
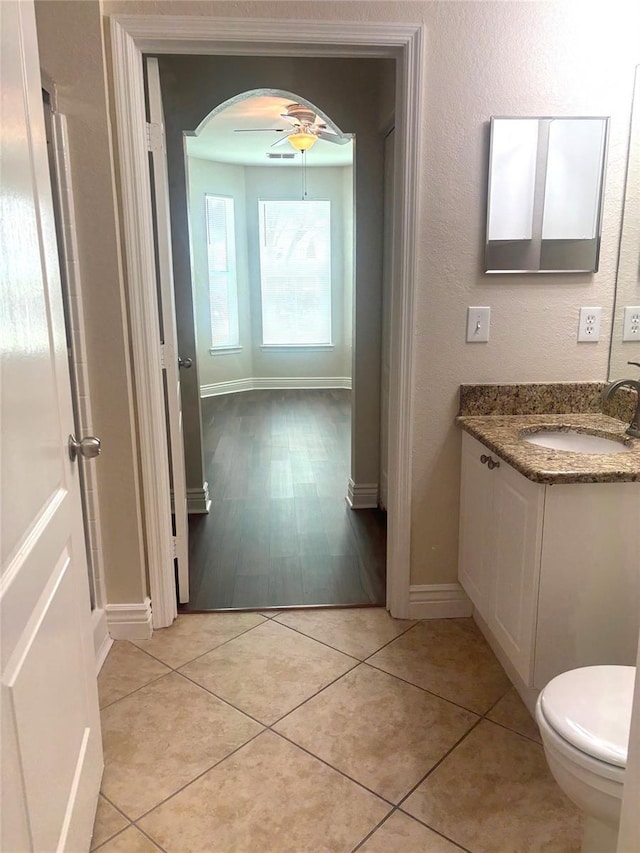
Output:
top-left (181, 389), bottom-right (386, 611)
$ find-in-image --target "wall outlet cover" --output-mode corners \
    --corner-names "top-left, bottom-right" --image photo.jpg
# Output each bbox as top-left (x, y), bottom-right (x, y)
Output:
top-left (623, 306), bottom-right (640, 341)
top-left (577, 307), bottom-right (602, 342)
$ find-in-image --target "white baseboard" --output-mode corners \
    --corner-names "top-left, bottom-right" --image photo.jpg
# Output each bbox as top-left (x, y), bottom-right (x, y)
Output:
top-left (106, 597), bottom-right (153, 640)
top-left (346, 479), bottom-right (379, 509)
top-left (187, 481), bottom-right (211, 514)
top-left (201, 376), bottom-right (352, 397)
top-left (92, 608), bottom-right (113, 673)
top-left (408, 583), bottom-right (473, 619)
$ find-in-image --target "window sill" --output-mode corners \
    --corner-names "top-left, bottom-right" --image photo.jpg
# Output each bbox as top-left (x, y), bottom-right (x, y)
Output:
top-left (260, 344), bottom-right (334, 352)
top-left (209, 346), bottom-right (243, 355)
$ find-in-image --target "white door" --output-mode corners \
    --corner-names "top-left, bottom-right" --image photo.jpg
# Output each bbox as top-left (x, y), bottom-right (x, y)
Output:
top-left (0, 2), bottom-right (103, 850)
top-left (145, 58), bottom-right (190, 603)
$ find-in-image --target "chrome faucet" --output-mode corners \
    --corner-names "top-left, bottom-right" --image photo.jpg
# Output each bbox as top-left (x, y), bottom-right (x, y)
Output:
top-left (602, 362), bottom-right (640, 438)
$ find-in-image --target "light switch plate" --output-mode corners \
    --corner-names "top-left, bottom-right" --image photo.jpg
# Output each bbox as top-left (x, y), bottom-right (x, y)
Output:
top-left (467, 307), bottom-right (491, 342)
top-left (577, 307), bottom-right (602, 342)
top-left (623, 306), bottom-right (640, 341)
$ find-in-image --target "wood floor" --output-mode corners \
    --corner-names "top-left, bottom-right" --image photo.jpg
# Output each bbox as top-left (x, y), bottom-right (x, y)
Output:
top-left (181, 389), bottom-right (386, 611)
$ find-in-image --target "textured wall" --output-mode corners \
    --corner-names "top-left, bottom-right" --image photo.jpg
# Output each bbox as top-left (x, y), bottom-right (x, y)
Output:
top-left (35, 0), bottom-right (147, 604)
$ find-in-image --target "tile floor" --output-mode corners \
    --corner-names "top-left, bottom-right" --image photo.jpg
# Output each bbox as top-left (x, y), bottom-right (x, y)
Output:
top-left (93, 610), bottom-right (583, 852)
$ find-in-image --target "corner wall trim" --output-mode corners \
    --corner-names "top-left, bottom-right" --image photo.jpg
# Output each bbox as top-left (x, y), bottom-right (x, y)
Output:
top-left (200, 377), bottom-right (352, 397)
top-left (106, 598), bottom-right (153, 640)
top-left (408, 584), bottom-right (473, 620)
top-left (187, 481), bottom-right (211, 514)
top-left (346, 479), bottom-right (379, 509)
top-left (92, 608), bottom-right (112, 674)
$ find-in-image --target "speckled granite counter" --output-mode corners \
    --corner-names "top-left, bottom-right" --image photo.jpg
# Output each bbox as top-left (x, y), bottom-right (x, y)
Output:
top-left (456, 383), bottom-right (640, 484)
top-left (457, 413), bottom-right (640, 484)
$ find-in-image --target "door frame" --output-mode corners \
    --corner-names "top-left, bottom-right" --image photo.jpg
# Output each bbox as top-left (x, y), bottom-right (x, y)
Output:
top-left (109, 14), bottom-right (424, 623)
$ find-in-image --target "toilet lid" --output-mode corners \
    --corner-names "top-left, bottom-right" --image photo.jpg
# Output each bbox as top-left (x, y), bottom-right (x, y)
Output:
top-left (540, 666), bottom-right (635, 768)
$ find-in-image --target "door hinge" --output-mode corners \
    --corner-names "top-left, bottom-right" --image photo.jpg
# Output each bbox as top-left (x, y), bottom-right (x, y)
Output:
top-left (146, 121), bottom-right (163, 153)
top-left (159, 342), bottom-right (166, 369)
top-left (172, 537), bottom-right (178, 558)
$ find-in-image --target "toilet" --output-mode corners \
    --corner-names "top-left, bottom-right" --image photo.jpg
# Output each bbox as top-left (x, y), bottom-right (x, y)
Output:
top-left (535, 665), bottom-right (635, 853)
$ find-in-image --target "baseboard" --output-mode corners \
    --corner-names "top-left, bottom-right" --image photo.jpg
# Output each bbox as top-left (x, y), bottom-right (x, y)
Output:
top-left (201, 376), bottom-right (352, 397)
top-left (408, 583), bottom-right (474, 619)
top-left (106, 597), bottom-right (153, 640)
top-left (187, 481), bottom-right (211, 514)
top-left (346, 479), bottom-right (379, 509)
top-left (92, 608), bottom-right (113, 673)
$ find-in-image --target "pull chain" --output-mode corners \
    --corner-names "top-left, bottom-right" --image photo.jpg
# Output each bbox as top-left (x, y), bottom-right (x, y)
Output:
top-left (301, 149), bottom-right (307, 200)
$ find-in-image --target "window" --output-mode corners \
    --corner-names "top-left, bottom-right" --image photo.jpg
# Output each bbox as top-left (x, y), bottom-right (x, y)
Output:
top-left (258, 200), bottom-right (332, 346)
top-left (205, 194), bottom-right (239, 348)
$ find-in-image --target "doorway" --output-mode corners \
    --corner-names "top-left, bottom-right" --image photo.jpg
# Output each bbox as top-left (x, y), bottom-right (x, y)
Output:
top-left (152, 67), bottom-right (393, 610)
top-left (109, 15), bottom-right (423, 624)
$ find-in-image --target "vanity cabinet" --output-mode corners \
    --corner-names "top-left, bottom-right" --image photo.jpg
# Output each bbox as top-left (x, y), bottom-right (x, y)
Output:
top-left (459, 432), bottom-right (640, 693)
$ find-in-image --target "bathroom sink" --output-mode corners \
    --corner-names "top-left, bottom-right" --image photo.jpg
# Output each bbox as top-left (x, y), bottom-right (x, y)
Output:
top-left (522, 429), bottom-right (631, 455)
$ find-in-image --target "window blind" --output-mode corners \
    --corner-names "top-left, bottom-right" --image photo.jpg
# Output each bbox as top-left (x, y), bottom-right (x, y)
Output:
top-left (258, 200), bottom-right (331, 346)
top-left (205, 195), bottom-right (239, 348)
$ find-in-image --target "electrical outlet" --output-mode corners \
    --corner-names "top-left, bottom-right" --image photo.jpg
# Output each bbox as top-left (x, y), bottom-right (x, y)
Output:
top-left (577, 307), bottom-right (602, 342)
top-left (467, 307), bottom-right (491, 342)
top-left (623, 306), bottom-right (640, 341)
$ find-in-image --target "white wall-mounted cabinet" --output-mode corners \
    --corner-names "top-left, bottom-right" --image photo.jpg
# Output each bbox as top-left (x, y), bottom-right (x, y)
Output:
top-left (459, 432), bottom-right (640, 699)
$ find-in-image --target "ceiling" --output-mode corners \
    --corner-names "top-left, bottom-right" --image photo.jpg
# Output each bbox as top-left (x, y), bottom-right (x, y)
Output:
top-left (185, 94), bottom-right (353, 168)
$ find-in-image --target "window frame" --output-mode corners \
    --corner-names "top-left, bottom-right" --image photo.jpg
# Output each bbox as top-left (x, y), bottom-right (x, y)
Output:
top-left (204, 193), bottom-right (240, 352)
top-left (257, 198), bottom-right (333, 348)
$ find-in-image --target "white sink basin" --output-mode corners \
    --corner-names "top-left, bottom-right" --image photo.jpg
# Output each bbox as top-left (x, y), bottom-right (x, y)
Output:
top-left (522, 429), bottom-right (631, 454)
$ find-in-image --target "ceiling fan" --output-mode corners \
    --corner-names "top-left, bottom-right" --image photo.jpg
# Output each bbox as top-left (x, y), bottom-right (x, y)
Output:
top-left (233, 103), bottom-right (350, 151)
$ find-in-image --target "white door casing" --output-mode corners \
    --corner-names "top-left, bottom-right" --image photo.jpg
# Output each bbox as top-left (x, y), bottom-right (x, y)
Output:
top-left (0, 1), bottom-right (103, 849)
top-left (109, 15), bottom-right (423, 621)
top-left (146, 57), bottom-right (190, 604)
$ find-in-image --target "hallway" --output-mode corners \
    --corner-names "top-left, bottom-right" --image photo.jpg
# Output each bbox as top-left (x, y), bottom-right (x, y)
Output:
top-left (93, 609), bottom-right (583, 852)
top-left (183, 390), bottom-right (386, 610)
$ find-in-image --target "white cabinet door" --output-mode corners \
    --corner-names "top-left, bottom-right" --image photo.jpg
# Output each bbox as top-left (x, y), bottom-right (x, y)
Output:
top-left (1, 2), bottom-right (102, 849)
top-left (489, 459), bottom-right (544, 684)
top-left (458, 433), bottom-right (494, 614)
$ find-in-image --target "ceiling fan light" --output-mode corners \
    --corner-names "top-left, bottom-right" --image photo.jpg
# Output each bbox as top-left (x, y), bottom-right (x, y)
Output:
top-left (287, 132), bottom-right (317, 152)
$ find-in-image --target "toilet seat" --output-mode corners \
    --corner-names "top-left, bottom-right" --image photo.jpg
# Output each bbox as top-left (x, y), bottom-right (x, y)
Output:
top-left (539, 665), bottom-right (634, 768)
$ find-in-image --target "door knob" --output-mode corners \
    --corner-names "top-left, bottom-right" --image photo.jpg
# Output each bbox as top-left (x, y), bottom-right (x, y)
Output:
top-left (178, 356), bottom-right (193, 369)
top-left (68, 434), bottom-right (101, 462)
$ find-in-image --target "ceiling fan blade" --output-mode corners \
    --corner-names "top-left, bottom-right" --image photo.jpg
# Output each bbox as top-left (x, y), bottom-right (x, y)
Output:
top-left (233, 128), bottom-right (286, 133)
top-left (316, 131), bottom-right (352, 145)
top-left (270, 135), bottom-right (293, 149)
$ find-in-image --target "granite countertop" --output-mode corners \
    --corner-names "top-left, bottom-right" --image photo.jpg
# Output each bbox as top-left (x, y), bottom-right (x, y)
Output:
top-left (457, 413), bottom-right (640, 485)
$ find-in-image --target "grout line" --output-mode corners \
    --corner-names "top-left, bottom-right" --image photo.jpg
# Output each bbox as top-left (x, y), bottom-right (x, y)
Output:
top-left (175, 670), bottom-right (269, 729)
top-left (97, 792), bottom-right (133, 825)
top-left (350, 812), bottom-right (395, 853)
top-left (483, 716), bottom-right (543, 747)
top-left (98, 670), bottom-right (172, 712)
top-left (126, 616), bottom-right (269, 672)
top-left (92, 824), bottom-right (132, 852)
top-left (270, 729), bottom-right (397, 808)
top-left (395, 716), bottom-right (485, 810)
top-left (132, 821), bottom-right (169, 852)
top-left (266, 617), bottom-right (388, 662)
top-left (131, 727), bottom-right (266, 824)
top-left (397, 807), bottom-right (475, 853)
top-left (362, 660), bottom-right (487, 718)
top-left (267, 659), bottom-right (362, 726)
